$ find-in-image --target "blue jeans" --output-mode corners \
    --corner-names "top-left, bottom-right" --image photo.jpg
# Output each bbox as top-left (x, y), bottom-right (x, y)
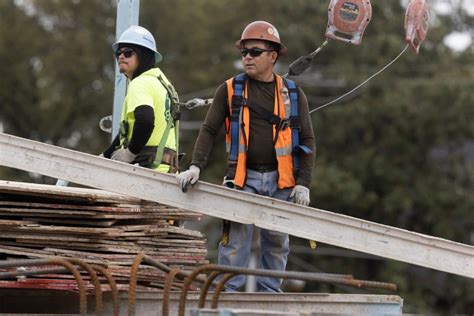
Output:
top-left (217, 169), bottom-right (292, 292)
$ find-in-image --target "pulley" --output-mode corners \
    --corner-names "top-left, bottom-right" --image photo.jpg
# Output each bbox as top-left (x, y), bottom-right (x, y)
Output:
top-left (405, 0), bottom-right (429, 54)
top-left (326, 0), bottom-right (372, 45)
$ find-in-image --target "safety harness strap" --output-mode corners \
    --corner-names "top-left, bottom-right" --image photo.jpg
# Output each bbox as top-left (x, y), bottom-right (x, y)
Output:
top-left (152, 75), bottom-right (180, 172)
top-left (282, 77), bottom-right (312, 173)
top-left (247, 100), bottom-right (283, 126)
top-left (229, 73), bottom-right (246, 162)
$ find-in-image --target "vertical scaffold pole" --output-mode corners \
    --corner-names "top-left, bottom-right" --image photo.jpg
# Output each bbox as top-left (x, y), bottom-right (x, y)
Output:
top-left (112, 0), bottom-right (140, 139)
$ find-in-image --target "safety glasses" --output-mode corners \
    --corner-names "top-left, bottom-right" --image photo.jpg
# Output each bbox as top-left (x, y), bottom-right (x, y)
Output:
top-left (115, 48), bottom-right (135, 58)
top-left (240, 47), bottom-right (274, 57)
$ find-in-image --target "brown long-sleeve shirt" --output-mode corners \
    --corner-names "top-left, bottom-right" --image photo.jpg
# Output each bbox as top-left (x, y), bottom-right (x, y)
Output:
top-left (191, 76), bottom-right (316, 188)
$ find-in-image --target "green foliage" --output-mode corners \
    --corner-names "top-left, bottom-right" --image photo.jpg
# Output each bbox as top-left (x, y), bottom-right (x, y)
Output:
top-left (0, 0), bottom-right (472, 313)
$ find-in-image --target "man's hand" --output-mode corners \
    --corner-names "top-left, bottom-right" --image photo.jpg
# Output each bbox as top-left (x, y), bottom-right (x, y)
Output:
top-left (111, 148), bottom-right (136, 163)
top-left (176, 165), bottom-right (200, 192)
top-left (290, 185), bottom-right (310, 206)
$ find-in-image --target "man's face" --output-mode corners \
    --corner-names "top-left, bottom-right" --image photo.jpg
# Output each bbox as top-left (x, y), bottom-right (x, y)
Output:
top-left (241, 40), bottom-right (277, 81)
top-left (115, 46), bottom-right (139, 78)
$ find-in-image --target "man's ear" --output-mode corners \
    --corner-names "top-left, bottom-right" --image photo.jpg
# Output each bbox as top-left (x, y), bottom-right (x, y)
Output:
top-left (271, 51), bottom-right (278, 64)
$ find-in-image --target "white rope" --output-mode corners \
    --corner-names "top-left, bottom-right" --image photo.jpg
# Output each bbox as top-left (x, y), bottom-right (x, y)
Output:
top-left (309, 44), bottom-right (409, 114)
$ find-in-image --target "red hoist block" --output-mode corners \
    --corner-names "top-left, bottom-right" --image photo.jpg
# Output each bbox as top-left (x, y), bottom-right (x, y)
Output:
top-left (405, 0), bottom-right (429, 54)
top-left (326, 0), bottom-right (372, 45)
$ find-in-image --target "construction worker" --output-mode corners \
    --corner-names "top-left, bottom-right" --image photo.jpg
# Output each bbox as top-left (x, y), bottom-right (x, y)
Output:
top-left (102, 25), bottom-right (179, 173)
top-left (177, 21), bottom-right (315, 292)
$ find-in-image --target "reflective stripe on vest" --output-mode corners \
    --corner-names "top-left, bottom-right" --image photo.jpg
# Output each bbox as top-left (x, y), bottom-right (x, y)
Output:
top-left (225, 74), bottom-right (296, 189)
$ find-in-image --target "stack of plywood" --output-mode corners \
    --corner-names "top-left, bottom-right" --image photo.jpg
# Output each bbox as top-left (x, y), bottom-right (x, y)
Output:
top-left (0, 180), bottom-right (208, 291)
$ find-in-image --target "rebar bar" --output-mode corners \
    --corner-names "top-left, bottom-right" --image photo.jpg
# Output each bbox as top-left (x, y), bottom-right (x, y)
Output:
top-left (178, 264), bottom-right (397, 316)
top-left (162, 268), bottom-right (182, 316)
top-left (91, 264), bottom-right (120, 316)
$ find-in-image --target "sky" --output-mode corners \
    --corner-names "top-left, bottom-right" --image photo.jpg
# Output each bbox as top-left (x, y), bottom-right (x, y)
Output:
top-left (431, 0), bottom-right (474, 51)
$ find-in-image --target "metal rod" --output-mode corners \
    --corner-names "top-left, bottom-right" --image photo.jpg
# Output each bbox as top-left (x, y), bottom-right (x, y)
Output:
top-left (66, 258), bottom-right (103, 315)
top-left (0, 257), bottom-right (87, 314)
top-left (198, 271), bottom-right (221, 308)
top-left (211, 273), bottom-right (237, 309)
top-left (92, 265), bottom-right (120, 316)
top-left (177, 264), bottom-right (398, 316)
top-left (0, 267), bottom-right (69, 279)
top-left (162, 268), bottom-right (182, 316)
top-left (142, 254), bottom-right (207, 283)
top-left (128, 252), bottom-right (145, 316)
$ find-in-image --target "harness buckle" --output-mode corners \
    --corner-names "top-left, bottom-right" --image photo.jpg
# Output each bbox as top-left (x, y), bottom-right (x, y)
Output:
top-left (279, 119), bottom-right (290, 130)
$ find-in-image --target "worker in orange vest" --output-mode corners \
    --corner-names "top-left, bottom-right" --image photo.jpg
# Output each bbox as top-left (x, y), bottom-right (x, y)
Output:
top-left (177, 21), bottom-right (315, 292)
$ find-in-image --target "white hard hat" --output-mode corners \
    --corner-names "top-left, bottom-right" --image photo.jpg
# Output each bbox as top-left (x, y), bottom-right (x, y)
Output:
top-left (112, 25), bottom-right (162, 63)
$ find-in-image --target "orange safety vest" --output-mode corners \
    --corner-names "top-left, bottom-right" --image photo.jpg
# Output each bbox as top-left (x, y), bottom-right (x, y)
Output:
top-left (224, 73), bottom-right (296, 189)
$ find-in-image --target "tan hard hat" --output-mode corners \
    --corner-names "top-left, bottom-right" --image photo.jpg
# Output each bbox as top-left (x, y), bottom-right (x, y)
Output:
top-left (235, 21), bottom-right (288, 56)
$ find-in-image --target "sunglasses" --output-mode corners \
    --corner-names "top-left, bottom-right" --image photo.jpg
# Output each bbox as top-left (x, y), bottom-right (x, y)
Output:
top-left (240, 47), bottom-right (274, 57)
top-left (115, 48), bottom-right (135, 58)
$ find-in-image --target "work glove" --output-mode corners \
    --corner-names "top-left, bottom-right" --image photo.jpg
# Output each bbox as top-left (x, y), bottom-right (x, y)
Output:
top-left (290, 185), bottom-right (310, 206)
top-left (111, 148), bottom-right (136, 163)
top-left (176, 165), bottom-right (200, 192)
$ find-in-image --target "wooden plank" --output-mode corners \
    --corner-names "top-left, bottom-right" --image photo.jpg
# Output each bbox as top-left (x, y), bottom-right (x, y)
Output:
top-left (15, 239), bottom-right (149, 254)
top-left (0, 223), bottom-right (124, 236)
top-left (0, 180), bottom-right (141, 204)
top-left (0, 208), bottom-right (195, 220)
top-left (23, 217), bottom-right (118, 227)
top-left (0, 200), bottom-right (200, 215)
top-left (0, 200), bottom-right (144, 212)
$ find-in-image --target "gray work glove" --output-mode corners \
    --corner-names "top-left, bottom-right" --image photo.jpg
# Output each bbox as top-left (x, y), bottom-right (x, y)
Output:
top-left (111, 148), bottom-right (136, 163)
top-left (290, 185), bottom-right (310, 206)
top-left (176, 165), bottom-right (200, 192)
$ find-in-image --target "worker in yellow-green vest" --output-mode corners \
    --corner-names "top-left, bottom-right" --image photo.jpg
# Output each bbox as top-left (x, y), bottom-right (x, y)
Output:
top-left (102, 25), bottom-right (180, 173)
